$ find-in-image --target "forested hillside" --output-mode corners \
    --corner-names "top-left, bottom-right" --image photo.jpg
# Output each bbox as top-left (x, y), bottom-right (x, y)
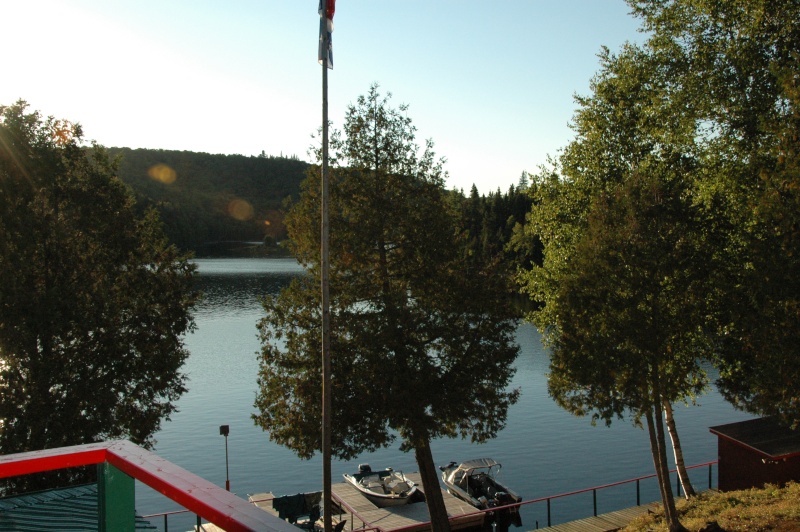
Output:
top-left (457, 180), bottom-right (539, 271)
top-left (109, 148), bottom-right (309, 255)
top-left (109, 146), bottom-right (538, 265)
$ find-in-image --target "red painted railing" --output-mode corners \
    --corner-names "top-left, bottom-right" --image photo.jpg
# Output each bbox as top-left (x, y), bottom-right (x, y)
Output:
top-left (0, 440), bottom-right (297, 532)
top-left (517, 460), bottom-right (718, 528)
top-left (364, 461), bottom-right (719, 532)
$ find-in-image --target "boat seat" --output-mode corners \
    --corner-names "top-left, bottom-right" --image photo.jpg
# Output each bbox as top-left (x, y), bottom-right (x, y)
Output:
top-left (389, 481), bottom-right (410, 494)
top-left (366, 480), bottom-right (384, 491)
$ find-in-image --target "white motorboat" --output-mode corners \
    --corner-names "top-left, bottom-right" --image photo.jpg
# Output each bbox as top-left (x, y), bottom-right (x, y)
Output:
top-left (343, 464), bottom-right (418, 508)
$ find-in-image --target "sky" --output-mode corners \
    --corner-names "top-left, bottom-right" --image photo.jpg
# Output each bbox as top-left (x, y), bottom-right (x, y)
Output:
top-left (1, 1), bottom-right (645, 195)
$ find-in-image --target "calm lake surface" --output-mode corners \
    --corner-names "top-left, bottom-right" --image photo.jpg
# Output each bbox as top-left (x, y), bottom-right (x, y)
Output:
top-left (136, 258), bottom-right (754, 529)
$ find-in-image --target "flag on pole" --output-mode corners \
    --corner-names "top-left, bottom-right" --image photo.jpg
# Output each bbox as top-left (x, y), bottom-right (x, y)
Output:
top-left (318, 0), bottom-right (335, 69)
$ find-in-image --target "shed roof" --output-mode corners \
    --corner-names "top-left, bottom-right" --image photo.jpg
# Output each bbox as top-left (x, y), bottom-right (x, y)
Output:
top-left (0, 484), bottom-right (156, 531)
top-left (710, 417), bottom-right (800, 460)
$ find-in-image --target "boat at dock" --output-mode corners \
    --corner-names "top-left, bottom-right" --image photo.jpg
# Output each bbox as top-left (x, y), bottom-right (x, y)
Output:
top-left (440, 458), bottom-right (522, 527)
top-left (343, 464), bottom-right (419, 508)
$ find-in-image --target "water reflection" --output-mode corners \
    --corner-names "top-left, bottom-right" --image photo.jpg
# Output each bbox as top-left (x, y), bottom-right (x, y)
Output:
top-left (195, 272), bottom-right (300, 318)
top-left (192, 258), bottom-right (305, 318)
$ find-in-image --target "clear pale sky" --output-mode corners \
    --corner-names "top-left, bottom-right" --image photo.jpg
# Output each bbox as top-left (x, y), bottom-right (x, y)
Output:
top-left (2, 1), bottom-right (644, 194)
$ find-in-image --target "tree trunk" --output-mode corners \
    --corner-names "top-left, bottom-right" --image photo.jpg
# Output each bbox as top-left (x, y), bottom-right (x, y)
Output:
top-left (663, 400), bottom-right (696, 499)
top-left (645, 406), bottom-right (687, 532)
top-left (414, 440), bottom-right (451, 532)
top-left (645, 409), bottom-right (670, 520)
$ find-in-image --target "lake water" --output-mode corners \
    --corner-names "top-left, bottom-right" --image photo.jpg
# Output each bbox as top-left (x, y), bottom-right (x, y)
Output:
top-left (136, 258), bottom-right (755, 530)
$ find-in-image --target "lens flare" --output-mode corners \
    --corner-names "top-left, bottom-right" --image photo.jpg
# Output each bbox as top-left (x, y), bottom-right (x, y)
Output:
top-left (228, 199), bottom-right (254, 221)
top-left (147, 164), bottom-right (177, 184)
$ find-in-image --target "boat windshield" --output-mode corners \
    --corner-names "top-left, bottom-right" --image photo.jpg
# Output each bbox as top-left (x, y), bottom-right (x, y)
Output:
top-left (456, 458), bottom-right (501, 478)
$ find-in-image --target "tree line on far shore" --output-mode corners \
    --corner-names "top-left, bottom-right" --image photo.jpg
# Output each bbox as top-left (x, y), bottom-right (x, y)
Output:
top-left (108, 147), bottom-right (306, 254)
top-left (110, 146), bottom-right (535, 265)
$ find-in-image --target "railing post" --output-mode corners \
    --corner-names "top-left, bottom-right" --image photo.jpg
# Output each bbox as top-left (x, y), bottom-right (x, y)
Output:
top-left (164, 514), bottom-right (168, 532)
top-left (547, 498), bottom-right (551, 527)
top-left (592, 489), bottom-right (597, 516)
top-left (98, 462), bottom-right (135, 532)
top-left (709, 463), bottom-right (713, 490)
top-left (636, 479), bottom-right (640, 506)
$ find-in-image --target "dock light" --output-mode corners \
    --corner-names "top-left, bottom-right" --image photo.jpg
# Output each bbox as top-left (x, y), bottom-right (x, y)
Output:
top-left (220, 425), bottom-right (230, 491)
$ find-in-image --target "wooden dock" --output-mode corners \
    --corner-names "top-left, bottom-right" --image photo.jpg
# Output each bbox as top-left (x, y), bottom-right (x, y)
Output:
top-left (331, 472), bottom-right (485, 532)
top-left (250, 473), bottom-right (485, 532)
top-left (535, 503), bottom-right (658, 531)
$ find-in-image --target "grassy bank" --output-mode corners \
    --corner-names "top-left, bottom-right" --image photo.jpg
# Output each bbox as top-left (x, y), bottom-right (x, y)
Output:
top-left (624, 482), bottom-right (800, 531)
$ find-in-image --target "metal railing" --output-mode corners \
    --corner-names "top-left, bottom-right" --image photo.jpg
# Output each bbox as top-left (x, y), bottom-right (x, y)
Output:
top-left (295, 461), bottom-right (718, 532)
top-left (139, 508), bottom-right (193, 532)
top-left (142, 492), bottom-right (328, 531)
top-left (522, 460), bottom-right (718, 528)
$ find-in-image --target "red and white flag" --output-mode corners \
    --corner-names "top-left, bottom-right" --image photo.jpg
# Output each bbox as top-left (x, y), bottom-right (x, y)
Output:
top-left (318, 0), bottom-right (335, 68)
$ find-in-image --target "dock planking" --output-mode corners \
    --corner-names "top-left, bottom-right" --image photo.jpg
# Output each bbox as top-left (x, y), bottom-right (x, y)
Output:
top-left (535, 503), bottom-right (659, 532)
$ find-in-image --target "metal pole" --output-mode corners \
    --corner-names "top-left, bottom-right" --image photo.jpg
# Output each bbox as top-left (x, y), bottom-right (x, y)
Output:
top-left (546, 498), bottom-right (551, 527)
top-left (321, 8), bottom-right (333, 532)
top-left (219, 425), bottom-right (230, 492)
top-left (225, 435), bottom-right (230, 492)
top-left (636, 478), bottom-right (640, 506)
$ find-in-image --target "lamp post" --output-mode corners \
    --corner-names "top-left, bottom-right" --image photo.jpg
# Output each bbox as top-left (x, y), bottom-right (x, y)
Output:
top-left (219, 425), bottom-right (230, 491)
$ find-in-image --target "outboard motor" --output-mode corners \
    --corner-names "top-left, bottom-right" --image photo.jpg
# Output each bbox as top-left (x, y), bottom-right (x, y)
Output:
top-left (358, 464), bottom-right (372, 473)
top-left (494, 491), bottom-right (511, 503)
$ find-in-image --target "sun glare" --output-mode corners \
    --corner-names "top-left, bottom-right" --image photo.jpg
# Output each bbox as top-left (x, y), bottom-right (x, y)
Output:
top-left (228, 199), bottom-right (254, 221)
top-left (147, 164), bottom-right (177, 184)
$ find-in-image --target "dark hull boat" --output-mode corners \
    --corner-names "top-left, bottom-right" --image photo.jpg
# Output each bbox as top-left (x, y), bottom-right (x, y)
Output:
top-left (440, 458), bottom-right (522, 528)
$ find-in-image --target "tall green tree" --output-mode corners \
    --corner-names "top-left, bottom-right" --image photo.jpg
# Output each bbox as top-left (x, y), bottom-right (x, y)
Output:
top-left (0, 102), bottom-right (197, 491)
top-left (254, 85), bottom-right (520, 532)
top-left (515, 39), bottom-right (724, 529)
top-left (628, 0), bottom-right (800, 428)
top-left (542, 170), bottom-right (714, 531)
top-left (518, 1), bottom-right (800, 527)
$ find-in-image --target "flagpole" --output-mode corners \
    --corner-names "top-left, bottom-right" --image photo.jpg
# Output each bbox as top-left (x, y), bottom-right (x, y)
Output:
top-left (320, 2), bottom-right (332, 531)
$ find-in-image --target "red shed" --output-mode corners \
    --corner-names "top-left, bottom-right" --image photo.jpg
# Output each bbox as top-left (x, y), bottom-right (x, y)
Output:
top-left (710, 417), bottom-right (800, 491)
